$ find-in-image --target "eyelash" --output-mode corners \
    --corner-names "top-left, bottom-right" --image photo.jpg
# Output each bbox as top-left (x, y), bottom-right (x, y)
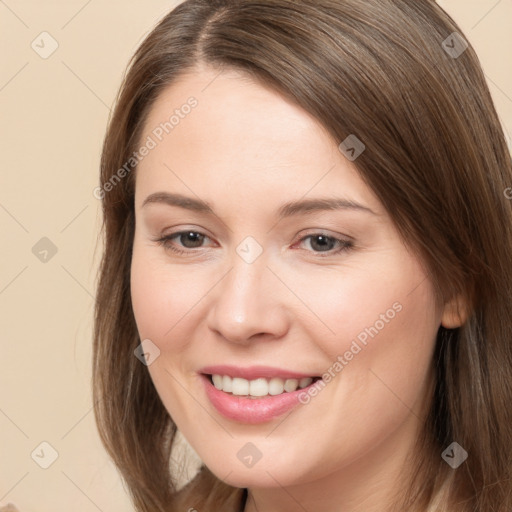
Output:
top-left (152, 230), bottom-right (354, 258)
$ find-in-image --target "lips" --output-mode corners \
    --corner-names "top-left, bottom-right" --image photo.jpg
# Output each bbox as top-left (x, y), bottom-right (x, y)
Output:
top-left (199, 365), bottom-right (323, 423)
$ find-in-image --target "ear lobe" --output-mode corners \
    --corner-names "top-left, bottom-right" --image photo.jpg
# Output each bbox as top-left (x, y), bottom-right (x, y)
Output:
top-left (441, 294), bottom-right (468, 329)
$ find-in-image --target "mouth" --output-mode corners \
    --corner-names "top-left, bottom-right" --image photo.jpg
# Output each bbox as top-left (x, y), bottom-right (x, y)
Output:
top-left (199, 371), bottom-right (324, 424)
top-left (203, 373), bottom-right (322, 399)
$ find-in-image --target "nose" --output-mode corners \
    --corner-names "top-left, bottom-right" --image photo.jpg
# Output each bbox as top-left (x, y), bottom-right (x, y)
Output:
top-left (206, 253), bottom-right (290, 345)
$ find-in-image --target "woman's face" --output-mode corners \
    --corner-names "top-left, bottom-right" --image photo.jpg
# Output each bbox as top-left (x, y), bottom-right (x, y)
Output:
top-left (130, 65), bottom-right (446, 492)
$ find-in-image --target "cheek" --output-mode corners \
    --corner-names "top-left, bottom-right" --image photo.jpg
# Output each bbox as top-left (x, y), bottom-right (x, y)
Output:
top-left (293, 253), bottom-right (440, 411)
top-left (130, 242), bottom-right (203, 349)
top-left (130, 254), bottom-right (168, 342)
top-left (292, 256), bottom-right (438, 358)
top-left (275, 263), bottom-right (440, 477)
top-left (130, 245), bottom-right (206, 424)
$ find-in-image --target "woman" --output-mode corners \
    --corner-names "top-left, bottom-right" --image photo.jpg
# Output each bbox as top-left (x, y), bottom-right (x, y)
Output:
top-left (92, 1), bottom-right (512, 511)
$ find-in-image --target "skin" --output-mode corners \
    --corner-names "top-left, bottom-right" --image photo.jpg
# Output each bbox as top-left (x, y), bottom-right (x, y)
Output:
top-left (130, 64), bottom-right (463, 512)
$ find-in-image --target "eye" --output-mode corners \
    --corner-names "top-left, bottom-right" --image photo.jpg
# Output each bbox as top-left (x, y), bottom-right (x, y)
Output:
top-left (295, 233), bottom-right (353, 256)
top-left (153, 230), bottom-right (354, 258)
top-left (153, 230), bottom-right (212, 255)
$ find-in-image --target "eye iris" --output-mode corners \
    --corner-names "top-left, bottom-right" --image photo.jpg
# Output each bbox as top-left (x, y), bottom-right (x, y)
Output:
top-left (310, 235), bottom-right (334, 252)
top-left (181, 232), bottom-right (204, 248)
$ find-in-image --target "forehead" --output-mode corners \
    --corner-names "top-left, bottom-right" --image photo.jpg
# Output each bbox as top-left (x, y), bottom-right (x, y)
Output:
top-left (142, 66), bottom-right (333, 157)
top-left (134, 67), bottom-right (381, 215)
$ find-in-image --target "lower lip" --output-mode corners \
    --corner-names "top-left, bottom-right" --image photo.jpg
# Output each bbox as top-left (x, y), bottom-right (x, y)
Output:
top-left (201, 374), bottom-right (318, 424)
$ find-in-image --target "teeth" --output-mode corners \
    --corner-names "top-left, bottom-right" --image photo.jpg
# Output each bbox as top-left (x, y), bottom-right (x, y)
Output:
top-left (299, 377), bottom-right (313, 389)
top-left (222, 375), bottom-right (232, 392)
top-left (210, 374), bottom-right (314, 397)
top-left (212, 374), bottom-right (223, 389)
top-left (284, 378), bottom-right (299, 392)
top-left (232, 377), bottom-right (249, 396)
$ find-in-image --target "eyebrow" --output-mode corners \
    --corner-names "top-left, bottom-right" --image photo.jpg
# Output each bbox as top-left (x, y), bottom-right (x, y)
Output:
top-left (141, 192), bottom-right (377, 218)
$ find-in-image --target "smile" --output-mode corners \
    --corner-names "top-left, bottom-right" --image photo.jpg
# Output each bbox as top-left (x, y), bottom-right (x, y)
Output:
top-left (199, 368), bottom-right (323, 424)
top-left (209, 374), bottom-right (321, 397)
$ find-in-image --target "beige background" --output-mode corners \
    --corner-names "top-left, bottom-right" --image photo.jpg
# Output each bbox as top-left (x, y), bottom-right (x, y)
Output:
top-left (1, 1), bottom-right (511, 511)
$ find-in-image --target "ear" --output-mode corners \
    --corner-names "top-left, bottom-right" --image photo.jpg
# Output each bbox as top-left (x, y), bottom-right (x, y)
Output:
top-left (441, 293), bottom-right (468, 329)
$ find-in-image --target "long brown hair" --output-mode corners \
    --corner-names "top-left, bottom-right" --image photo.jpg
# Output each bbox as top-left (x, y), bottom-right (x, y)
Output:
top-left (93, 1), bottom-right (512, 510)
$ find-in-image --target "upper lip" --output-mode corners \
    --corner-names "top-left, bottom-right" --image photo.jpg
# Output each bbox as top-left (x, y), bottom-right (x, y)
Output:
top-left (199, 365), bottom-right (320, 380)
